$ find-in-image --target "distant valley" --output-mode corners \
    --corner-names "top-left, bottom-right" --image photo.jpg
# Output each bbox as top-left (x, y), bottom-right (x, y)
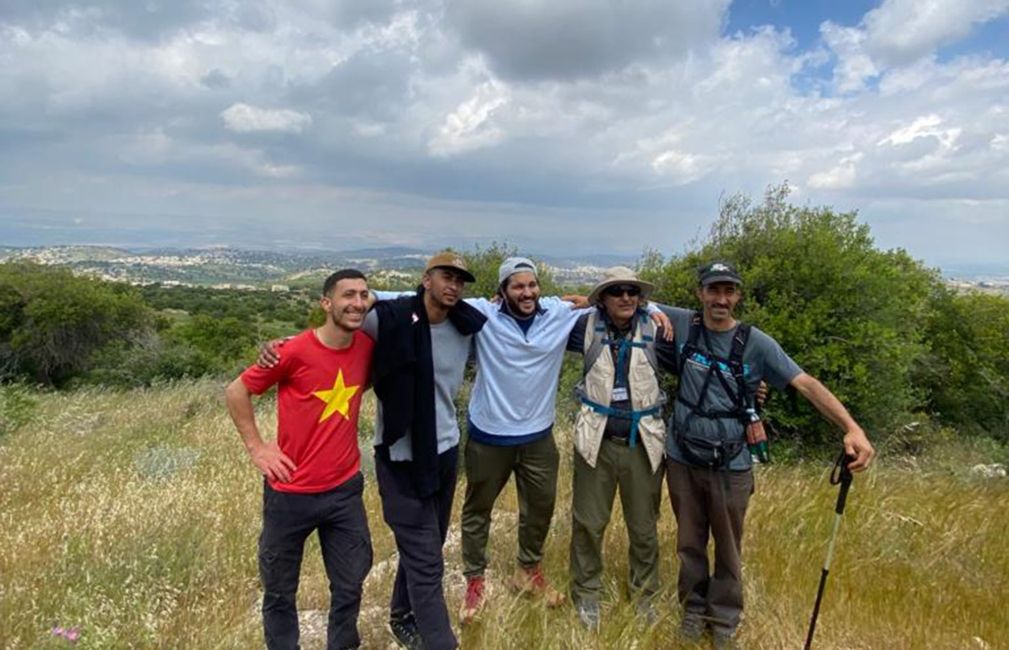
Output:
top-left (0, 245), bottom-right (638, 290)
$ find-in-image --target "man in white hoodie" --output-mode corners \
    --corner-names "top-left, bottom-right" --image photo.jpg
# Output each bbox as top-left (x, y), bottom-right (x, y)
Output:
top-left (457, 258), bottom-right (671, 625)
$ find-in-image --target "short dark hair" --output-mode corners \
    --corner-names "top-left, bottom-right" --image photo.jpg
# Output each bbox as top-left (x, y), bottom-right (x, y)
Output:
top-left (323, 269), bottom-right (367, 296)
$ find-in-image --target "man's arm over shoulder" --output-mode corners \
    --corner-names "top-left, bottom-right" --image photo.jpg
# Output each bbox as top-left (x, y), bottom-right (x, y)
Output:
top-left (652, 303), bottom-right (691, 373)
top-left (566, 312), bottom-right (590, 354)
top-left (750, 328), bottom-right (803, 391)
top-left (362, 309), bottom-right (379, 340)
top-left (464, 296), bottom-right (497, 316)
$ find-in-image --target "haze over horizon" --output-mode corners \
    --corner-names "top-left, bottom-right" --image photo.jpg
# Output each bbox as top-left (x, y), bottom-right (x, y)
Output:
top-left (1, 0), bottom-right (1007, 268)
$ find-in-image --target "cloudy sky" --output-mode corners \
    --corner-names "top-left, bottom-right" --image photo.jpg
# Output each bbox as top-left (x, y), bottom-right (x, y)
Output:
top-left (1, 0), bottom-right (1007, 267)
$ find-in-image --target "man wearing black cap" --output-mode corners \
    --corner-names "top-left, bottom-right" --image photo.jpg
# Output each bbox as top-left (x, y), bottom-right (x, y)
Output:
top-left (656, 261), bottom-right (875, 649)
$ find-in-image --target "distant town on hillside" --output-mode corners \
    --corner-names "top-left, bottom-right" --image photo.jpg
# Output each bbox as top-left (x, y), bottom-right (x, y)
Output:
top-left (1, 245), bottom-right (1007, 296)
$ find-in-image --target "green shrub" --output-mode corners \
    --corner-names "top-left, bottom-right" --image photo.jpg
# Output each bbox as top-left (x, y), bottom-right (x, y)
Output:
top-left (462, 242), bottom-right (560, 298)
top-left (0, 262), bottom-right (149, 385)
top-left (0, 383), bottom-right (36, 438)
top-left (639, 185), bottom-right (936, 449)
top-left (918, 288), bottom-right (1009, 442)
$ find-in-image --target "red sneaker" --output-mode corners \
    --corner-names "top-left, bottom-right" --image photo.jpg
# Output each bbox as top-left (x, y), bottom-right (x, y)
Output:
top-left (509, 564), bottom-right (566, 608)
top-left (459, 575), bottom-right (486, 625)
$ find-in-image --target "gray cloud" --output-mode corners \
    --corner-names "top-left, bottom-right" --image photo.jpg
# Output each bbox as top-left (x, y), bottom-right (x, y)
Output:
top-left (0, 0), bottom-right (1007, 266)
top-left (445, 0), bottom-right (729, 81)
top-left (0, 0), bottom-right (279, 40)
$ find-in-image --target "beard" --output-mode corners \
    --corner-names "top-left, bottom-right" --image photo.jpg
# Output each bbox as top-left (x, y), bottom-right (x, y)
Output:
top-left (329, 305), bottom-right (365, 331)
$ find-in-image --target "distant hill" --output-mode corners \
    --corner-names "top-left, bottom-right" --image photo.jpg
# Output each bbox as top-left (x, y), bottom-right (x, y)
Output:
top-left (0, 245), bottom-right (645, 288)
top-left (3, 245), bottom-right (1007, 293)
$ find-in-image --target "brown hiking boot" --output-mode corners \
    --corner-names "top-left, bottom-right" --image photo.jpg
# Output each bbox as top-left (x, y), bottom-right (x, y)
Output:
top-left (508, 564), bottom-right (566, 607)
top-left (459, 575), bottom-right (486, 625)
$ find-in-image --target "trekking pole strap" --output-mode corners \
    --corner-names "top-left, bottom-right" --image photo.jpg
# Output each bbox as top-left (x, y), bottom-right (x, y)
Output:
top-left (829, 450), bottom-right (855, 515)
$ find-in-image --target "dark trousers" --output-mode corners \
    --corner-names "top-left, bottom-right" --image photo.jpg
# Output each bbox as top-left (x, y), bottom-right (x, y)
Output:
top-left (461, 434), bottom-right (559, 577)
top-left (665, 459), bottom-right (754, 636)
top-left (259, 473), bottom-right (373, 650)
top-left (375, 447), bottom-right (459, 650)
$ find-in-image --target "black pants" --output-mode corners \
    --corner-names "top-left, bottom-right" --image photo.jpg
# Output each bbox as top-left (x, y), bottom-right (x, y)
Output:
top-left (375, 447), bottom-right (459, 650)
top-left (259, 473), bottom-right (373, 650)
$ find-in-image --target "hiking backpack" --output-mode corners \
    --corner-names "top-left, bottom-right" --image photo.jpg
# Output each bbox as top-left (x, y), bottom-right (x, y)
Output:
top-left (674, 311), bottom-right (753, 469)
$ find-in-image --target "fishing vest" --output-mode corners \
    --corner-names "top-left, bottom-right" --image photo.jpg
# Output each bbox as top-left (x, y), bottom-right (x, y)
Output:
top-left (573, 309), bottom-right (666, 472)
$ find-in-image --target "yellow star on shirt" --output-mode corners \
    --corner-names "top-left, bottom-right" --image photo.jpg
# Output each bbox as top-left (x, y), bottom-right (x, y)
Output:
top-left (313, 370), bottom-right (359, 423)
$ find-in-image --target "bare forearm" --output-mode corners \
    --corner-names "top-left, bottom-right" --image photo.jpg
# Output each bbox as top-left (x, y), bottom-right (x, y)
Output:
top-left (225, 379), bottom-right (264, 452)
top-left (226, 378), bottom-right (297, 482)
top-left (791, 372), bottom-right (875, 470)
top-left (791, 373), bottom-right (858, 433)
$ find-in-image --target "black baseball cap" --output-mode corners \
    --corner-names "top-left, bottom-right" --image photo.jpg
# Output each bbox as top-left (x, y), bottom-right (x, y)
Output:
top-left (699, 261), bottom-right (742, 287)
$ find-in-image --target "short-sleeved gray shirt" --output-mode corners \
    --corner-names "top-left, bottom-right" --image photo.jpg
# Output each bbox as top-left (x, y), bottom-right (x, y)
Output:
top-left (657, 306), bottom-right (803, 470)
top-left (364, 310), bottom-right (472, 461)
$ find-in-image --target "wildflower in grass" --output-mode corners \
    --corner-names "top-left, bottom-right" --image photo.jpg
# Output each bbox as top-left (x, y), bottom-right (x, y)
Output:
top-left (50, 625), bottom-right (81, 643)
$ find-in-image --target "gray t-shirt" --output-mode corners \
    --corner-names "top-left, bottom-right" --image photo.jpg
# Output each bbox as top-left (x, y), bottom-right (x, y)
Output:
top-left (364, 310), bottom-right (472, 461)
top-left (657, 306), bottom-right (803, 470)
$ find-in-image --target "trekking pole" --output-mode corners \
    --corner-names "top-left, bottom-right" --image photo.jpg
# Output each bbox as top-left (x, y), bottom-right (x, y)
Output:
top-left (803, 450), bottom-right (854, 650)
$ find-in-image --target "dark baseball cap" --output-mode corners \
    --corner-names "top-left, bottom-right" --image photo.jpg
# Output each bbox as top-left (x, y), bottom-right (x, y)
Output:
top-left (699, 261), bottom-right (742, 287)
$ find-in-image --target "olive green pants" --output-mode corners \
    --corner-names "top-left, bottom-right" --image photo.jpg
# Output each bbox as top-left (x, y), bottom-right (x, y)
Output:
top-left (569, 438), bottom-right (663, 606)
top-left (461, 434), bottom-right (560, 577)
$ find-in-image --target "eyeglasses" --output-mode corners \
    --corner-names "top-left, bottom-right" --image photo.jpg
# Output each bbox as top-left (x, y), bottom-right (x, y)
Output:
top-left (603, 285), bottom-right (641, 298)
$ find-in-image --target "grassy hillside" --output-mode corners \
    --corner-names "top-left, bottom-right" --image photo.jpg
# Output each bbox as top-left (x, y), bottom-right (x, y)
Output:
top-left (1, 381), bottom-right (1006, 649)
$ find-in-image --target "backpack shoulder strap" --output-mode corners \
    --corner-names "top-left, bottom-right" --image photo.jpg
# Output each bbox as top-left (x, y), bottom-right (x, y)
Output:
top-left (636, 310), bottom-right (659, 375)
top-left (678, 311), bottom-right (703, 373)
top-left (728, 322), bottom-right (752, 403)
top-left (583, 310), bottom-right (607, 374)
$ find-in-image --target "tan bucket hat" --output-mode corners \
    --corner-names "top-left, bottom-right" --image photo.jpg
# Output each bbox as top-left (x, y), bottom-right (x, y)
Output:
top-left (588, 266), bottom-right (655, 305)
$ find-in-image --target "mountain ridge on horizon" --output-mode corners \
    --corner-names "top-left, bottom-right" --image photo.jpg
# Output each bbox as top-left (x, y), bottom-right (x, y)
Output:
top-left (2, 244), bottom-right (1007, 282)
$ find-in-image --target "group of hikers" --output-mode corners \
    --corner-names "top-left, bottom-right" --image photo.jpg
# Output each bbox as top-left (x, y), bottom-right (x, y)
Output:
top-left (225, 252), bottom-right (875, 650)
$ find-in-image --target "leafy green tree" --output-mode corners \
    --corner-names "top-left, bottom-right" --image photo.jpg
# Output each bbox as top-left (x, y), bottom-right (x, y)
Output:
top-left (167, 314), bottom-right (259, 371)
top-left (85, 332), bottom-right (214, 386)
top-left (640, 185), bottom-right (937, 448)
top-left (918, 289), bottom-right (1009, 442)
top-left (461, 242), bottom-right (560, 299)
top-left (0, 262), bottom-right (149, 385)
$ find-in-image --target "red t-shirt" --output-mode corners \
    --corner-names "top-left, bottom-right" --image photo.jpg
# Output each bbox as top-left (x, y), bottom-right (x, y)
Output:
top-left (240, 329), bottom-right (374, 494)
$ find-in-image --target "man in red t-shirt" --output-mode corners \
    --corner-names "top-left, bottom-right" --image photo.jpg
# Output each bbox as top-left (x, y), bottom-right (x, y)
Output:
top-left (226, 269), bottom-right (375, 650)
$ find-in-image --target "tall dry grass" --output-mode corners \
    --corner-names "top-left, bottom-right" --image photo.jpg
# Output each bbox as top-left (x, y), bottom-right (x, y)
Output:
top-left (1, 380), bottom-right (1006, 649)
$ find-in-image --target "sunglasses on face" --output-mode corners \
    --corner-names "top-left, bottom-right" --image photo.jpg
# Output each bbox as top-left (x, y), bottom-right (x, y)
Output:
top-left (603, 285), bottom-right (641, 298)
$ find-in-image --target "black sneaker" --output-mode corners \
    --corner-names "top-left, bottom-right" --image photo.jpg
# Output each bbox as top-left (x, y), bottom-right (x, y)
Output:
top-left (677, 614), bottom-right (705, 642)
top-left (390, 612), bottom-right (425, 650)
top-left (712, 629), bottom-right (740, 650)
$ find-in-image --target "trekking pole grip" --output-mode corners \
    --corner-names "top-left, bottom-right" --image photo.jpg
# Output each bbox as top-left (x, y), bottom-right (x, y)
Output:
top-left (829, 450), bottom-right (855, 515)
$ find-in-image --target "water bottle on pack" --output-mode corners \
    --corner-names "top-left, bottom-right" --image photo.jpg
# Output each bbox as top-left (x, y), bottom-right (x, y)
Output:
top-left (745, 407), bottom-right (770, 463)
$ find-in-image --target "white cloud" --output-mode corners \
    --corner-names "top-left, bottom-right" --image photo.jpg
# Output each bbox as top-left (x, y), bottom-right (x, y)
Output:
top-left (651, 150), bottom-right (710, 185)
top-left (1, 0), bottom-right (1008, 264)
top-left (820, 21), bottom-right (879, 93)
top-left (878, 114), bottom-right (958, 147)
top-left (220, 103), bottom-right (312, 133)
top-left (808, 153), bottom-right (862, 190)
top-left (428, 81), bottom-right (511, 156)
top-left (863, 0), bottom-right (1009, 66)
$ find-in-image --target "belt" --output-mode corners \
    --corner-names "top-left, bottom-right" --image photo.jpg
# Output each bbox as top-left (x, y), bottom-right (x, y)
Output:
top-left (603, 433), bottom-right (631, 446)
